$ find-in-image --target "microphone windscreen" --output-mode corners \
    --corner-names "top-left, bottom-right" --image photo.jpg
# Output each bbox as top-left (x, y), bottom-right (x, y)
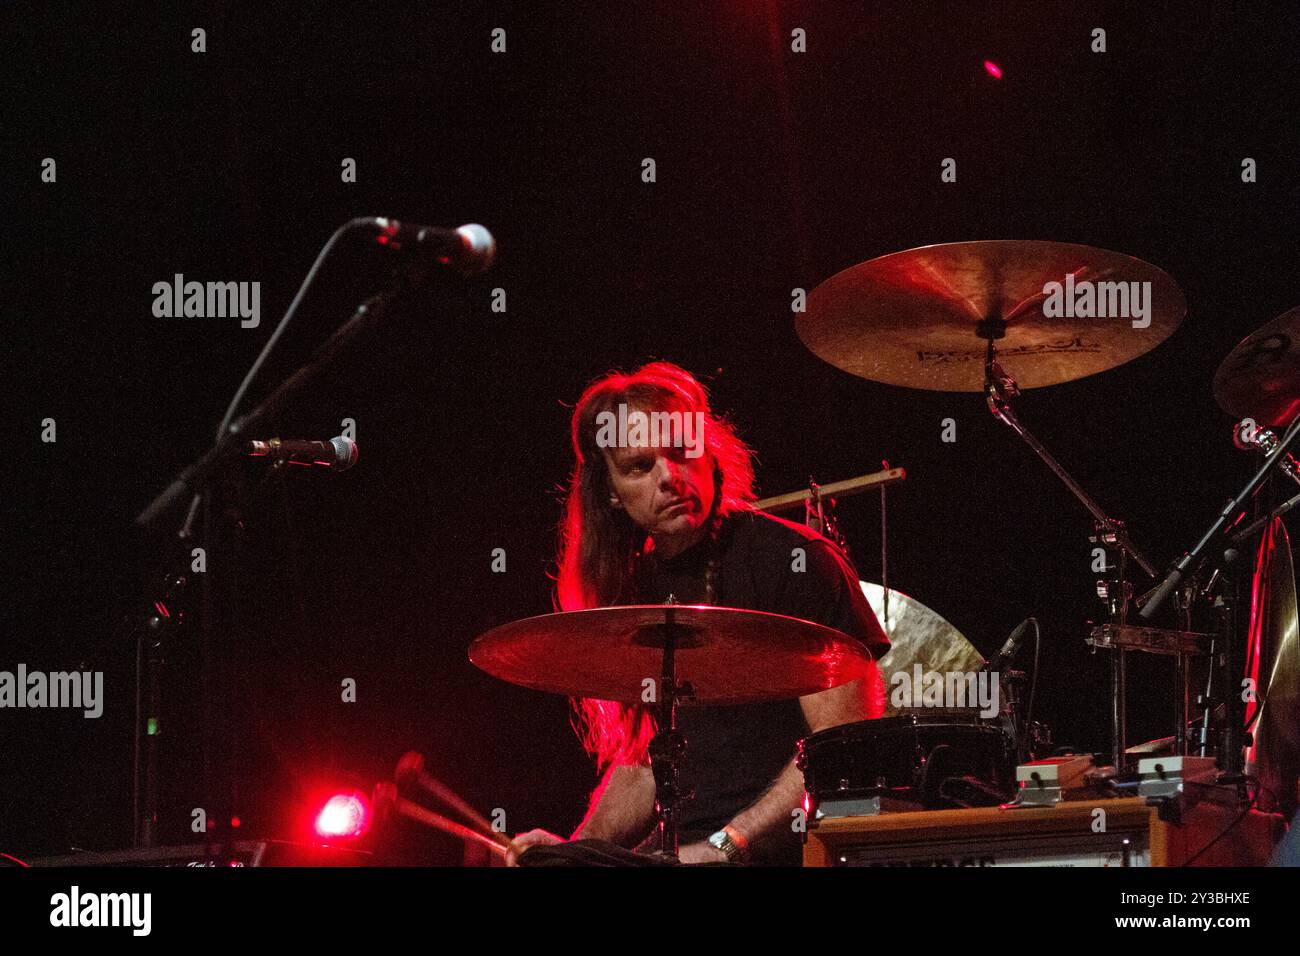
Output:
top-left (329, 436), bottom-right (359, 471)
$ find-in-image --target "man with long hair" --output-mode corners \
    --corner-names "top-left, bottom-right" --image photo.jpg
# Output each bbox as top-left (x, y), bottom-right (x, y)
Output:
top-left (510, 362), bottom-right (889, 865)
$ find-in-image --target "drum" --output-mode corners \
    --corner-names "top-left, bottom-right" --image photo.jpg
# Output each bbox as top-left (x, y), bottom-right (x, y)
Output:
top-left (796, 714), bottom-right (1017, 818)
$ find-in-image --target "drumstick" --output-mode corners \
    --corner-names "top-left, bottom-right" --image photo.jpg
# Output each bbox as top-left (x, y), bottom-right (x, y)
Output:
top-left (372, 782), bottom-right (516, 858)
top-left (394, 751), bottom-right (510, 850)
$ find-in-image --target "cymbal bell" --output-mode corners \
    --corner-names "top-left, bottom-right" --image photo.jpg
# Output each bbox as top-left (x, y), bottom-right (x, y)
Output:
top-left (797, 240), bottom-right (1186, 391)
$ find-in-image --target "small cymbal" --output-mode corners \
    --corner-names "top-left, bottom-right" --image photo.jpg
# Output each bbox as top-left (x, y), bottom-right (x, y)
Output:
top-left (797, 240), bottom-right (1186, 391)
top-left (469, 605), bottom-right (876, 705)
top-left (1213, 305), bottom-right (1300, 427)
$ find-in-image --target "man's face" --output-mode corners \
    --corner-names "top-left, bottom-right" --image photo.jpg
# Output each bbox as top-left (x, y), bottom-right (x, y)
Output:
top-left (601, 416), bottom-right (715, 541)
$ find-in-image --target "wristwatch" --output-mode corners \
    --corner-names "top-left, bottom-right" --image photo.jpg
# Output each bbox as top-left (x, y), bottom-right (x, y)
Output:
top-left (707, 826), bottom-right (748, 864)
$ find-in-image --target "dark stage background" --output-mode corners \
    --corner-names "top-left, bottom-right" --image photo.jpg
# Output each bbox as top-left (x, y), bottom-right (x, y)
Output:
top-left (8, 2), bottom-right (1300, 860)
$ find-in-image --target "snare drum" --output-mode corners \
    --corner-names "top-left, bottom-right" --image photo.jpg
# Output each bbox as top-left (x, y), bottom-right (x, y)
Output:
top-left (796, 714), bottom-right (1016, 817)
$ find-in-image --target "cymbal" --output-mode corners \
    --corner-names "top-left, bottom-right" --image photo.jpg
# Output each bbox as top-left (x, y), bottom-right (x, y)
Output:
top-left (469, 605), bottom-right (876, 705)
top-left (1245, 517), bottom-right (1300, 817)
top-left (1213, 305), bottom-right (1300, 427)
top-left (858, 582), bottom-right (985, 716)
top-left (797, 240), bottom-right (1186, 391)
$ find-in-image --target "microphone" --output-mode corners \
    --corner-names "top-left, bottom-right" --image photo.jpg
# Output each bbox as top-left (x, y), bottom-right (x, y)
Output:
top-left (360, 217), bottom-right (496, 276)
top-left (1233, 420), bottom-right (1300, 486)
top-left (984, 617), bottom-right (1036, 673)
top-left (246, 436), bottom-right (358, 471)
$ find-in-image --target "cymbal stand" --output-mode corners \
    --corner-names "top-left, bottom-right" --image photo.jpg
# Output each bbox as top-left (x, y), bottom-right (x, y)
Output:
top-left (979, 325), bottom-right (1158, 771)
top-left (645, 598), bottom-right (696, 856)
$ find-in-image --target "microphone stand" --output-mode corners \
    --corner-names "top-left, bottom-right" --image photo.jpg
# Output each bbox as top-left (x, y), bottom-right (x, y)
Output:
top-left (1139, 412), bottom-right (1300, 778)
top-left (131, 243), bottom-right (436, 848)
top-left (1140, 413), bottom-right (1300, 619)
top-left (1231, 489), bottom-right (1300, 549)
top-left (124, 508), bottom-right (197, 848)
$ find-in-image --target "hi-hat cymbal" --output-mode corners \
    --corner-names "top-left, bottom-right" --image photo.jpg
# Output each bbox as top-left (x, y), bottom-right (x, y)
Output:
top-left (469, 605), bottom-right (876, 705)
top-left (858, 582), bottom-right (985, 715)
top-left (1213, 305), bottom-right (1300, 427)
top-left (797, 240), bottom-right (1186, 391)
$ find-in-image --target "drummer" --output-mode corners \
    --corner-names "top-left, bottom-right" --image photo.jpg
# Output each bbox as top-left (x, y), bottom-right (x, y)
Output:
top-left (510, 362), bottom-right (890, 865)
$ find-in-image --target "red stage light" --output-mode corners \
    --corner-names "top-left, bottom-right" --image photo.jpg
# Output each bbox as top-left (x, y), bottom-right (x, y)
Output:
top-left (315, 793), bottom-right (371, 839)
top-left (983, 59), bottom-right (1003, 79)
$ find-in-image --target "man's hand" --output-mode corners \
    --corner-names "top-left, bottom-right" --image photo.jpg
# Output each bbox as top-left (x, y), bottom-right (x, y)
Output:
top-left (721, 662), bottom-right (883, 861)
top-left (507, 828), bottom-right (565, 866)
top-left (677, 840), bottom-right (729, 865)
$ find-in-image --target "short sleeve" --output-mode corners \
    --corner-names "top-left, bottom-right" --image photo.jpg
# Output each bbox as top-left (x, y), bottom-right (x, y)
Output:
top-left (768, 537), bottom-right (890, 660)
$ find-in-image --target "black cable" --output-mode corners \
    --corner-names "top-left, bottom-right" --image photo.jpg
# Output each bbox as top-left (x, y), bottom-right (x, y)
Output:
top-left (1023, 618), bottom-right (1041, 759)
top-left (214, 218), bottom-right (360, 443)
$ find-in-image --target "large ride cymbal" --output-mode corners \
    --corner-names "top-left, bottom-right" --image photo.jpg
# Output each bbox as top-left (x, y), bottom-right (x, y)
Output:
top-left (1213, 305), bottom-right (1300, 427)
top-left (797, 240), bottom-right (1186, 391)
top-left (469, 605), bottom-right (876, 705)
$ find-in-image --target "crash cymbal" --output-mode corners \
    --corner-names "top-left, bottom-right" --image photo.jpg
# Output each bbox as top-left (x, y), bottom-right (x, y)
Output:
top-left (858, 582), bottom-right (985, 715)
top-left (469, 605), bottom-right (876, 705)
top-left (797, 240), bottom-right (1186, 391)
top-left (1213, 305), bottom-right (1300, 427)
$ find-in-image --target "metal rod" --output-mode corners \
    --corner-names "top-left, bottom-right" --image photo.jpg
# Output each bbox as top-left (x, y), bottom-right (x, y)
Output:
top-left (753, 467), bottom-right (905, 513)
top-left (881, 459), bottom-right (890, 634)
top-left (987, 391), bottom-right (1157, 577)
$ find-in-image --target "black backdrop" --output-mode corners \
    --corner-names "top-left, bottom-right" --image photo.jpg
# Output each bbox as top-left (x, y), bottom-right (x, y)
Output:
top-left (8, 1), bottom-right (1300, 860)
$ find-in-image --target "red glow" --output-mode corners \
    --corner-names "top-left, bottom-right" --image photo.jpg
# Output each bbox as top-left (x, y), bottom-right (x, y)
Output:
top-left (983, 60), bottom-right (1003, 79)
top-left (230, 816), bottom-right (241, 829)
top-left (315, 792), bottom-right (370, 838)
top-left (1243, 520), bottom-right (1283, 752)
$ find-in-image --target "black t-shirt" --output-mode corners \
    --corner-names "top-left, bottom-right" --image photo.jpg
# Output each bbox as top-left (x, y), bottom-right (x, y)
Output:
top-left (632, 509), bottom-right (889, 865)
